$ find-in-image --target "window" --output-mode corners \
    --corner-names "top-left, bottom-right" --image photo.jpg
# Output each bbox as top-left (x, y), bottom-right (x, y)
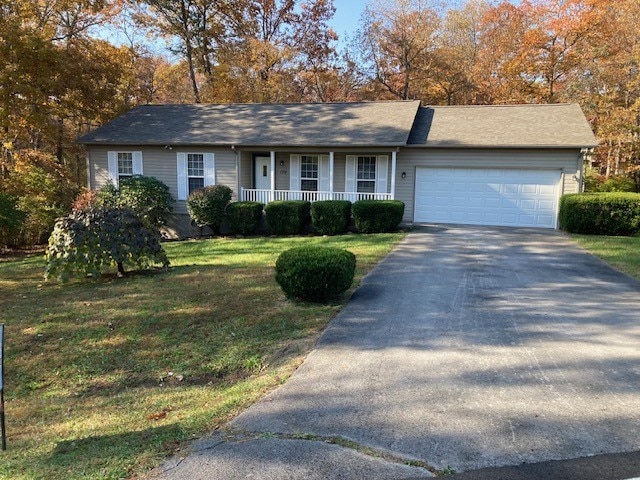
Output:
top-left (300, 155), bottom-right (319, 191)
top-left (117, 152), bottom-right (134, 181)
top-left (187, 153), bottom-right (205, 194)
top-left (357, 156), bottom-right (376, 193)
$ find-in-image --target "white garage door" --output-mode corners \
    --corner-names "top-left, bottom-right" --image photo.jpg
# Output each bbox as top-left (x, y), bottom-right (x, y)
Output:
top-left (414, 167), bottom-right (561, 228)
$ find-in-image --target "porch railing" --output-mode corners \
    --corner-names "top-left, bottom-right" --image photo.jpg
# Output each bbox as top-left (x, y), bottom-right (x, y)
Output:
top-left (241, 188), bottom-right (393, 203)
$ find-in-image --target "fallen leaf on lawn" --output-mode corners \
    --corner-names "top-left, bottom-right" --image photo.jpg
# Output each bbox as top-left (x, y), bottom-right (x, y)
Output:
top-left (147, 411), bottom-right (168, 421)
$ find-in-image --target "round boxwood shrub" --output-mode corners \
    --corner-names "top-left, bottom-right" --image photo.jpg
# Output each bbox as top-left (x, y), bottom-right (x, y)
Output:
top-left (227, 201), bottom-right (264, 235)
top-left (311, 200), bottom-right (352, 235)
top-left (275, 246), bottom-right (356, 302)
top-left (187, 185), bottom-right (233, 233)
top-left (264, 200), bottom-right (311, 235)
top-left (559, 192), bottom-right (640, 235)
top-left (352, 200), bottom-right (405, 233)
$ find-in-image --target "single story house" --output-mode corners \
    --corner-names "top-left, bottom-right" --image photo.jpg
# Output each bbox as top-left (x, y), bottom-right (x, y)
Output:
top-left (79, 101), bottom-right (597, 237)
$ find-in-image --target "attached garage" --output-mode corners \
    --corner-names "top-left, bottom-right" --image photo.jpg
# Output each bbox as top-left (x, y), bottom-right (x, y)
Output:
top-left (414, 167), bottom-right (561, 228)
top-left (398, 104), bottom-right (598, 229)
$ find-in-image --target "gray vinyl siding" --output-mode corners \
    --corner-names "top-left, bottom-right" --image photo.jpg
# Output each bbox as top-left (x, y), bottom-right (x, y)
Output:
top-left (87, 145), bottom-right (238, 215)
top-left (240, 152), bottom-right (252, 192)
top-left (396, 148), bottom-right (583, 223)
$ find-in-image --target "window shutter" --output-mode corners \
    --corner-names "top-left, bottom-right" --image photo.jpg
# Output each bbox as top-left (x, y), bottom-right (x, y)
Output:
top-left (345, 155), bottom-right (356, 193)
top-left (319, 154), bottom-right (330, 192)
top-left (204, 153), bottom-right (216, 186)
top-left (290, 154), bottom-right (300, 191)
top-left (107, 151), bottom-right (118, 187)
top-left (132, 151), bottom-right (143, 175)
top-left (177, 152), bottom-right (187, 200)
top-left (376, 155), bottom-right (389, 194)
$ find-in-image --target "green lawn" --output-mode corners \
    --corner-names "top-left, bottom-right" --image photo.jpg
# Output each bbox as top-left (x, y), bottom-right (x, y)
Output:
top-left (0, 233), bottom-right (405, 480)
top-left (572, 234), bottom-right (640, 279)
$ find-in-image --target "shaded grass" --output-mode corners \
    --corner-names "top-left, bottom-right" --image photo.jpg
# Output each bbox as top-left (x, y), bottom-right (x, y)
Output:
top-left (571, 234), bottom-right (640, 279)
top-left (0, 233), bottom-right (405, 479)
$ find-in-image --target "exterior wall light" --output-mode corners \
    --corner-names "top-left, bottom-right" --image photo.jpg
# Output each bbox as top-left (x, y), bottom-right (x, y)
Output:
top-left (401, 171), bottom-right (406, 178)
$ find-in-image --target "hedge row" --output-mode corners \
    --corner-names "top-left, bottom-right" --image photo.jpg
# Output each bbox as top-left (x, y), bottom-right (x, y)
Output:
top-left (559, 193), bottom-right (640, 235)
top-left (224, 199), bottom-right (405, 236)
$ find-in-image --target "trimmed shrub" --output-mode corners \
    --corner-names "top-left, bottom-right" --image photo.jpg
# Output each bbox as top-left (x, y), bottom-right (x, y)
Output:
top-left (97, 176), bottom-right (174, 227)
top-left (264, 200), bottom-right (311, 235)
top-left (559, 193), bottom-right (640, 235)
top-left (311, 200), bottom-right (352, 235)
top-left (45, 207), bottom-right (169, 281)
top-left (187, 185), bottom-right (233, 233)
top-left (352, 200), bottom-right (405, 233)
top-left (275, 246), bottom-right (356, 302)
top-left (0, 192), bottom-right (25, 247)
top-left (227, 201), bottom-right (264, 235)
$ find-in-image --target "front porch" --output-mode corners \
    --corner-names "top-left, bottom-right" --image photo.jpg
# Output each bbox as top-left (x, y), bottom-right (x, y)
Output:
top-left (238, 150), bottom-right (398, 204)
top-left (240, 188), bottom-right (392, 203)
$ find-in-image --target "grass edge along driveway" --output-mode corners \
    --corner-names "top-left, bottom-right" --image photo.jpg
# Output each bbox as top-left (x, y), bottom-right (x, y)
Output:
top-left (0, 233), bottom-right (405, 480)
top-left (571, 234), bottom-right (640, 280)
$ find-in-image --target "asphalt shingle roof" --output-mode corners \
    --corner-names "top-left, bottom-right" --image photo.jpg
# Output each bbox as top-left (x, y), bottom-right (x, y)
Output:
top-left (79, 101), bottom-right (597, 149)
top-left (407, 103), bottom-right (597, 148)
top-left (78, 101), bottom-right (422, 147)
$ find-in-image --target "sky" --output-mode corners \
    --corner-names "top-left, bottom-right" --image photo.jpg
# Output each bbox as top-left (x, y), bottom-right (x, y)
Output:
top-left (329, 0), bottom-right (369, 40)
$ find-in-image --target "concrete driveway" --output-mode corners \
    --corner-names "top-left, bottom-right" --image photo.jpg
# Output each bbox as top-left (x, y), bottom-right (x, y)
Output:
top-left (153, 226), bottom-right (640, 479)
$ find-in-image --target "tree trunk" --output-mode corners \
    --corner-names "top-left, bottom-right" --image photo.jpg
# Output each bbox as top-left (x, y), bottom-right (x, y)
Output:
top-left (180, 0), bottom-right (201, 103)
top-left (56, 117), bottom-right (64, 164)
top-left (117, 262), bottom-right (125, 277)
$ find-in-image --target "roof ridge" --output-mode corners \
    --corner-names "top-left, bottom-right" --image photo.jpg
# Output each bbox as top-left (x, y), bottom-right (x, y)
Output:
top-left (137, 100), bottom-right (421, 107)
top-left (425, 103), bottom-right (575, 109)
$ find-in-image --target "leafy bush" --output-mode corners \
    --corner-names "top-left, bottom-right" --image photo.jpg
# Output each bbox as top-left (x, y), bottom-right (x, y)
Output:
top-left (72, 189), bottom-right (100, 212)
top-left (264, 200), bottom-right (311, 235)
top-left (584, 172), bottom-right (636, 193)
top-left (97, 176), bottom-right (174, 227)
top-left (4, 150), bottom-right (78, 246)
top-left (187, 185), bottom-right (233, 233)
top-left (0, 192), bottom-right (25, 247)
top-left (559, 193), bottom-right (640, 235)
top-left (45, 207), bottom-right (169, 281)
top-left (311, 200), bottom-right (352, 235)
top-left (275, 246), bottom-right (356, 302)
top-left (352, 200), bottom-right (405, 233)
top-left (227, 201), bottom-right (264, 235)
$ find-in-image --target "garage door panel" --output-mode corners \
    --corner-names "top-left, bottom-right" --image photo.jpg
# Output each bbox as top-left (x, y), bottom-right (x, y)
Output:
top-left (415, 167), bottom-right (560, 228)
top-left (520, 199), bottom-right (536, 209)
top-left (539, 185), bottom-right (556, 194)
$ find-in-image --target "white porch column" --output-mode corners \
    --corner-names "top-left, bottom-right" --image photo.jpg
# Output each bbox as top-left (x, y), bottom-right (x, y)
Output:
top-left (270, 151), bottom-right (276, 202)
top-left (329, 151), bottom-right (335, 199)
top-left (390, 150), bottom-right (397, 200)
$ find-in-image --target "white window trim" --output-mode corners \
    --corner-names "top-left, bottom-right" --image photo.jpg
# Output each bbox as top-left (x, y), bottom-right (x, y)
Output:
top-left (107, 151), bottom-right (142, 188)
top-left (300, 154), bottom-right (320, 192)
top-left (187, 153), bottom-right (206, 195)
top-left (356, 155), bottom-right (377, 194)
top-left (177, 152), bottom-right (215, 200)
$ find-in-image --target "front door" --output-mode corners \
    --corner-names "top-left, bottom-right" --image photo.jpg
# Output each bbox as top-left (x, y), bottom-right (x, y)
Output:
top-left (255, 156), bottom-right (271, 190)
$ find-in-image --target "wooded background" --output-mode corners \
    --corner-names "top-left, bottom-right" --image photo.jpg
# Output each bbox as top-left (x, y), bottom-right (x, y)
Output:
top-left (1, 0), bottom-right (639, 245)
